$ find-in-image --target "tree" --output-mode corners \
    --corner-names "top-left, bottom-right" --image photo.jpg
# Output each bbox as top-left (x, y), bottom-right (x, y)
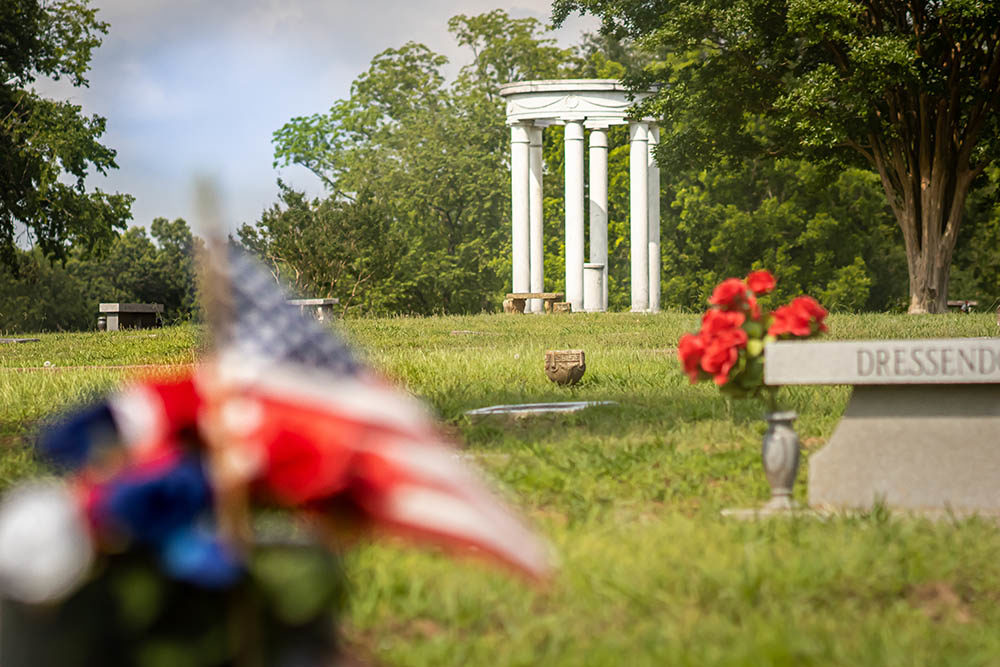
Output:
top-left (0, 0), bottom-right (132, 270)
top-left (237, 186), bottom-right (405, 316)
top-left (0, 219), bottom-right (199, 333)
top-left (554, 0), bottom-right (1000, 313)
top-left (67, 218), bottom-right (199, 323)
top-left (0, 247), bottom-right (92, 332)
top-left (269, 11), bottom-right (574, 314)
top-left (950, 165), bottom-right (1000, 308)
top-left (660, 159), bottom-right (908, 312)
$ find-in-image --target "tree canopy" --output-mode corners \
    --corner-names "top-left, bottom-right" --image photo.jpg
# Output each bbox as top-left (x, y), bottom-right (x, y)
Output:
top-left (554, 0), bottom-right (1000, 312)
top-left (265, 10), bottom-right (576, 315)
top-left (244, 9), bottom-right (999, 320)
top-left (0, 0), bottom-right (132, 270)
top-left (0, 218), bottom-right (198, 333)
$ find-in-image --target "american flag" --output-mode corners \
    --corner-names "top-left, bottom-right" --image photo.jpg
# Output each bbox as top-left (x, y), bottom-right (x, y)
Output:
top-left (186, 247), bottom-right (554, 579)
top-left (218, 249), bottom-right (361, 376)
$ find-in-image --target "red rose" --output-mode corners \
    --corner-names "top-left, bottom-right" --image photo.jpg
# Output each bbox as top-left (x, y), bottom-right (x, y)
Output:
top-left (708, 277), bottom-right (762, 319)
top-left (791, 296), bottom-right (828, 330)
top-left (700, 328), bottom-right (748, 385)
top-left (708, 278), bottom-right (749, 310)
top-left (768, 296), bottom-right (828, 337)
top-left (677, 333), bottom-right (705, 383)
top-left (768, 304), bottom-right (808, 337)
top-left (745, 270), bottom-right (776, 295)
top-left (700, 309), bottom-right (745, 335)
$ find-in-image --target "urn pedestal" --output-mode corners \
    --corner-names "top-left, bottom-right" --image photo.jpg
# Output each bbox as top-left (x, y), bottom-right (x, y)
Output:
top-left (721, 410), bottom-right (802, 519)
top-left (761, 411), bottom-right (800, 510)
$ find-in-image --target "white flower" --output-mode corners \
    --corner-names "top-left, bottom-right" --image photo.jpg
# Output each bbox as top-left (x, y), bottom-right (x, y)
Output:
top-left (0, 483), bottom-right (94, 604)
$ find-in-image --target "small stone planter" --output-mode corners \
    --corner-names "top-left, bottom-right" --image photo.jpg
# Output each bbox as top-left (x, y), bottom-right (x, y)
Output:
top-left (545, 350), bottom-right (585, 385)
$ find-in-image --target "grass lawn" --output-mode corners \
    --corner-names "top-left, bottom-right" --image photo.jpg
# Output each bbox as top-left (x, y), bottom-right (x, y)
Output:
top-left (2, 312), bottom-right (999, 665)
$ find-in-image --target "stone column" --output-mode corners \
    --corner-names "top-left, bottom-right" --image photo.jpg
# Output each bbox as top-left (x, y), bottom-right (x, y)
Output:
top-left (588, 127), bottom-right (609, 311)
top-left (629, 121), bottom-right (649, 312)
top-left (583, 262), bottom-right (605, 312)
top-left (510, 122), bottom-right (531, 295)
top-left (528, 125), bottom-right (545, 313)
top-left (564, 120), bottom-right (586, 312)
top-left (647, 124), bottom-right (661, 313)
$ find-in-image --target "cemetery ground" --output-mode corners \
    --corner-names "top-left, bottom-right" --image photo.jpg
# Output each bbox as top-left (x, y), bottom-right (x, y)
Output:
top-left (2, 312), bottom-right (1000, 665)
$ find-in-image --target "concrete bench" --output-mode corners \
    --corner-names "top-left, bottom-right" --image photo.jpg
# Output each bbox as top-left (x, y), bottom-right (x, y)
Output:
top-left (765, 338), bottom-right (1000, 516)
top-left (947, 299), bottom-right (979, 312)
top-left (288, 298), bottom-right (339, 321)
top-left (504, 292), bottom-right (565, 314)
top-left (99, 303), bottom-right (163, 331)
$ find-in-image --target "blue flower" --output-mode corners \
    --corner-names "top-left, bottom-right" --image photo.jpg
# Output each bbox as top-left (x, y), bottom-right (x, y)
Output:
top-left (101, 456), bottom-right (211, 545)
top-left (161, 526), bottom-right (244, 589)
top-left (37, 402), bottom-right (118, 469)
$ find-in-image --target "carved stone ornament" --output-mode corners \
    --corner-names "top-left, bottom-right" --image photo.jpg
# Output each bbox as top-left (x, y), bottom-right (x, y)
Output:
top-left (545, 349), bottom-right (586, 386)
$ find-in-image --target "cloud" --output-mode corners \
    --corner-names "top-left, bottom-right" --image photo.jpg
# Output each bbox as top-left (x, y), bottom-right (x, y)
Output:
top-left (34, 1), bottom-right (599, 233)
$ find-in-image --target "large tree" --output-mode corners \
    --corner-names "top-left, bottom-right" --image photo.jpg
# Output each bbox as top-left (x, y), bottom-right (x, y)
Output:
top-left (0, 0), bottom-right (132, 269)
top-left (269, 10), bottom-right (574, 314)
top-left (554, 0), bottom-right (1000, 313)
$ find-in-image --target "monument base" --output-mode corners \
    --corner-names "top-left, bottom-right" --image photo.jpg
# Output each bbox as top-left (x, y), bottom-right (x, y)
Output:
top-left (808, 385), bottom-right (1000, 515)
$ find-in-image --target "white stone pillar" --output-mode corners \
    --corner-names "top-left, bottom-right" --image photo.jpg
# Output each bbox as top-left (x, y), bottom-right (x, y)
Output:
top-left (588, 127), bottom-right (609, 312)
top-left (510, 123), bottom-right (531, 295)
top-left (647, 124), bottom-right (661, 313)
top-left (528, 126), bottom-right (545, 313)
top-left (583, 262), bottom-right (605, 312)
top-left (564, 120), bottom-right (585, 312)
top-left (629, 121), bottom-right (649, 312)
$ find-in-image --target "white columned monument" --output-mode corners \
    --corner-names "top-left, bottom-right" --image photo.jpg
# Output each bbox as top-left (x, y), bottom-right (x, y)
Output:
top-left (500, 79), bottom-right (660, 312)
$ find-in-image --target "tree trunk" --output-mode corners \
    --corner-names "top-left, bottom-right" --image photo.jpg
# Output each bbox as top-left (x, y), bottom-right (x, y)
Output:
top-left (902, 233), bottom-right (950, 314)
top-left (873, 142), bottom-right (977, 315)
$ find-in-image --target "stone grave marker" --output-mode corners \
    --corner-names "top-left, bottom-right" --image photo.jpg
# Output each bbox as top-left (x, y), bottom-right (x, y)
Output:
top-left (765, 338), bottom-right (1000, 515)
top-left (99, 303), bottom-right (163, 331)
top-left (287, 298), bottom-right (339, 321)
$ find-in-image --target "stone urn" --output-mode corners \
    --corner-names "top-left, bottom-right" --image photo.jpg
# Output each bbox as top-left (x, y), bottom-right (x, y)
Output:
top-left (761, 411), bottom-right (800, 510)
top-left (545, 349), bottom-right (585, 386)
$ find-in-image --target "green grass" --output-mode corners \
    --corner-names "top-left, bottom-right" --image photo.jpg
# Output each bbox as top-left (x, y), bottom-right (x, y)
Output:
top-left (2, 312), bottom-right (999, 665)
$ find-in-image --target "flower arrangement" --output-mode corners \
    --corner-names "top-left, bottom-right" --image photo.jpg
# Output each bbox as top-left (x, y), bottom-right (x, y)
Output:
top-left (0, 250), bottom-right (551, 666)
top-left (677, 270), bottom-right (828, 404)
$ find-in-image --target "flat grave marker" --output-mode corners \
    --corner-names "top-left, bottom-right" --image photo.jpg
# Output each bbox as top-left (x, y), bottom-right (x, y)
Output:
top-left (465, 401), bottom-right (616, 417)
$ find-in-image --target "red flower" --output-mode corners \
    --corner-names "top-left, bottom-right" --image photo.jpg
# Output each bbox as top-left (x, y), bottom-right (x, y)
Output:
top-left (768, 296), bottom-right (828, 338)
top-left (708, 278), bottom-right (749, 310)
top-left (745, 270), bottom-right (776, 295)
top-left (679, 272), bottom-right (828, 395)
top-left (708, 278), bottom-right (762, 320)
top-left (700, 328), bottom-right (748, 385)
top-left (792, 295), bottom-right (828, 325)
top-left (768, 305), bottom-right (807, 337)
top-left (678, 333), bottom-right (705, 383)
top-left (700, 309), bottom-right (745, 335)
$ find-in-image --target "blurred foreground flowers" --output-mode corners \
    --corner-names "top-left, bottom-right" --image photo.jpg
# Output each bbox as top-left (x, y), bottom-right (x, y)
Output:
top-left (0, 250), bottom-right (552, 666)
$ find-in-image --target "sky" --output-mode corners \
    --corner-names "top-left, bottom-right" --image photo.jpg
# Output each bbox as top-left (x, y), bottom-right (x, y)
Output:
top-left (34, 1), bottom-right (598, 237)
